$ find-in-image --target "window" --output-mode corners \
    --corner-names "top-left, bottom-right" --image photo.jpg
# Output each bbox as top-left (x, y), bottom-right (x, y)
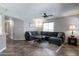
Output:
top-left (43, 22), bottom-right (54, 32)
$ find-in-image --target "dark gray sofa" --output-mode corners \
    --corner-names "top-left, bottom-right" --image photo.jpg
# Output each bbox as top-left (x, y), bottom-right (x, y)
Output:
top-left (25, 31), bottom-right (65, 46)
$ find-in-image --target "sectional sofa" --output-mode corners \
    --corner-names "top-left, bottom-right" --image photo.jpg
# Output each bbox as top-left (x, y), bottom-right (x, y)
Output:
top-left (25, 31), bottom-right (65, 46)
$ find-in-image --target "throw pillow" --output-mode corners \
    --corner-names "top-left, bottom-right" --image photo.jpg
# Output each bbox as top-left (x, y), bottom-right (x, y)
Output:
top-left (57, 32), bottom-right (62, 38)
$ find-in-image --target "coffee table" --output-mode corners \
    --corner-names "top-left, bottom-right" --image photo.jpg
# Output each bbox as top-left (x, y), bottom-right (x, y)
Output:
top-left (34, 35), bottom-right (46, 43)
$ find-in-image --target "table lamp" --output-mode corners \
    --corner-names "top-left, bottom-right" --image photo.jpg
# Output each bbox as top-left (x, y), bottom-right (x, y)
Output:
top-left (69, 24), bottom-right (76, 37)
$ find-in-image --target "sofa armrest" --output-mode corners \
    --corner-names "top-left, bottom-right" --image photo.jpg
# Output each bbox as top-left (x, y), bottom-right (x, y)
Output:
top-left (59, 35), bottom-right (65, 42)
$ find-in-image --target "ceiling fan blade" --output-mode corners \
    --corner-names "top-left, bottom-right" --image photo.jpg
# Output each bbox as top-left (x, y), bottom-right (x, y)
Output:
top-left (42, 13), bottom-right (54, 18)
top-left (48, 15), bottom-right (53, 16)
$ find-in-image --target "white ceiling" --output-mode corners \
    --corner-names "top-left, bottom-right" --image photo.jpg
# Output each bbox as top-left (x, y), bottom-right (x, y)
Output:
top-left (1, 3), bottom-right (79, 20)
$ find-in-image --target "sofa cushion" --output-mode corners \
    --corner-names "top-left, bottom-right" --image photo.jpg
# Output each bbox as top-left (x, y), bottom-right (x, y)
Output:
top-left (30, 31), bottom-right (38, 36)
top-left (41, 32), bottom-right (59, 37)
top-left (49, 37), bottom-right (61, 41)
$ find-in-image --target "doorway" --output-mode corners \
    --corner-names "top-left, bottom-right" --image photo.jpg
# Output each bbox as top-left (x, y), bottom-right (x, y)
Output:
top-left (4, 16), bottom-right (14, 40)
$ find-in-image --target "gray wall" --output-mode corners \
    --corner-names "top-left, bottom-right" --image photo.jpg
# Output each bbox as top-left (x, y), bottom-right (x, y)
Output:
top-left (54, 15), bottom-right (79, 44)
top-left (24, 20), bottom-right (37, 32)
top-left (24, 18), bottom-right (55, 32)
top-left (12, 18), bottom-right (24, 40)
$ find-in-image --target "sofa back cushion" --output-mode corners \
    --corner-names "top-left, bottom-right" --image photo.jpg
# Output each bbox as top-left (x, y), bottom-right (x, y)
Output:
top-left (41, 32), bottom-right (59, 37)
top-left (25, 31), bottom-right (65, 38)
top-left (30, 31), bottom-right (39, 36)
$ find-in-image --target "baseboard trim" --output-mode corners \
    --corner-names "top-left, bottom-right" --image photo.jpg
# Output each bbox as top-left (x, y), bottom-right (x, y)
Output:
top-left (0, 47), bottom-right (6, 53)
top-left (56, 44), bottom-right (63, 53)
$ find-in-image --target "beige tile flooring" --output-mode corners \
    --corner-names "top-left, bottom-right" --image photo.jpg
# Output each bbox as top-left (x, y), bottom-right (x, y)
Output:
top-left (0, 38), bottom-right (79, 56)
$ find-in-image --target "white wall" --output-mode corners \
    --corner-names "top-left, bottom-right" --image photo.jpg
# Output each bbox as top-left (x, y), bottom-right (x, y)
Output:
top-left (54, 15), bottom-right (79, 44)
top-left (0, 35), bottom-right (6, 52)
top-left (0, 5), bottom-right (7, 53)
top-left (0, 15), bottom-right (6, 52)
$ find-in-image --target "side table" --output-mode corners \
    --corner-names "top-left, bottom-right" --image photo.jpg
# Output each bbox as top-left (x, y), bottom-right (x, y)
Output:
top-left (68, 36), bottom-right (77, 46)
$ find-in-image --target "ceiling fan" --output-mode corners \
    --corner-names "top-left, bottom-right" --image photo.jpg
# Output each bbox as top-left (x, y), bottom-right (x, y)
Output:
top-left (42, 13), bottom-right (53, 18)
